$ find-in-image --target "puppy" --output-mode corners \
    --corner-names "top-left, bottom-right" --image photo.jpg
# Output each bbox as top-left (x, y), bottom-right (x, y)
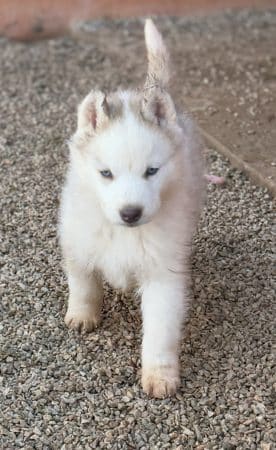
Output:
top-left (59, 19), bottom-right (204, 398)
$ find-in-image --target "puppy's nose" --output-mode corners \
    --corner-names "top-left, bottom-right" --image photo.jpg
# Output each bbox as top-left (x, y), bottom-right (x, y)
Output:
top-left (120, 206), bottom-right (143, 224)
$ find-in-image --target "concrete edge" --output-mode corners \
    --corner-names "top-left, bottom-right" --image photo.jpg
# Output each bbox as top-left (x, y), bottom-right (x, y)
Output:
top-left (200, 127), bottom-right (275, 197)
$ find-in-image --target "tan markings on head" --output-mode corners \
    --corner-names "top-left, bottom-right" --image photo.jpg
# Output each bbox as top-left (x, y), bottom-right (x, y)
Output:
top-left (102, 93), bottom-right (123, 123)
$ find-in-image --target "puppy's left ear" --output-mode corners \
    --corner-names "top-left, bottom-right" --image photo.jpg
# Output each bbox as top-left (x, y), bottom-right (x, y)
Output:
top-left (141, 89), bottom-right (177, 127)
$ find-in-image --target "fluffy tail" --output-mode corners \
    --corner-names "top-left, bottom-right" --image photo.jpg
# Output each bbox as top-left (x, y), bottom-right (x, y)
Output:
top-left (144, 19), bottom-right (170, 90)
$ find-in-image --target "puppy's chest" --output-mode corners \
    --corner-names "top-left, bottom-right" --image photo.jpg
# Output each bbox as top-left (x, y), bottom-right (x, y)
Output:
top-left (93, 230), bottom-right (144, 290)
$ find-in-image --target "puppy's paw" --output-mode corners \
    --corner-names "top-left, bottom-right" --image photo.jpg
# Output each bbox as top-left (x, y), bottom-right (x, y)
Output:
top-left (65, 307), bottom-right (101, 333)
top-left (142, 365), bottom-right (180, 398)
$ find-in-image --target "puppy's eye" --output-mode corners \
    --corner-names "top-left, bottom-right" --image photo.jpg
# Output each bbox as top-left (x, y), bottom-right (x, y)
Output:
top-left (144, 167), bottom-right (159, 178)
top-left (100, 170), bottom-right (113, 179)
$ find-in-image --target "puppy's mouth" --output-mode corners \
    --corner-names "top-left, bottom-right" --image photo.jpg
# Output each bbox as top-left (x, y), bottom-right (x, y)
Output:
top-left (118, 217), bottom-right (150, 228)
top-left (119, 221), bottom-right (143, 228)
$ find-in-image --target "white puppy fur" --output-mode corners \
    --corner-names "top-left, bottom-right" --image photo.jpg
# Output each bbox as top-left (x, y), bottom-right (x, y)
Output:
top-left (59, 19), bottom-right (205, 398)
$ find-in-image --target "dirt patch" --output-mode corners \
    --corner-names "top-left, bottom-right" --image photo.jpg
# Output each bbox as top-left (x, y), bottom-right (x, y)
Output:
top-left (168, 12), bottom-right (276, 192)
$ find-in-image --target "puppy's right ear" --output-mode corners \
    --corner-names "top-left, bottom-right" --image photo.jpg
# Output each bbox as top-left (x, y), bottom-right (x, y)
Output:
top-left (77, 91), bottom-right (111, 133)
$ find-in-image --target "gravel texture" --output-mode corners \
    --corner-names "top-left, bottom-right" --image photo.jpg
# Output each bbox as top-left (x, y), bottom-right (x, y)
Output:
top-left (0, 10), bottom-right (275, 449)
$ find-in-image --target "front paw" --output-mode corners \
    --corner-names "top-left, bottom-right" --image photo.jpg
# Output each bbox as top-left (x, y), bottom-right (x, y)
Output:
top-left (65, 306), bottom-right (101, 332)
top-left (142, 365), bottom-right (180, 398)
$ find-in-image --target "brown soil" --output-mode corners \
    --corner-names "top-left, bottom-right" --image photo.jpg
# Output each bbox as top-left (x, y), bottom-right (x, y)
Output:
top-left (168, 15), bottom-right (276, 193)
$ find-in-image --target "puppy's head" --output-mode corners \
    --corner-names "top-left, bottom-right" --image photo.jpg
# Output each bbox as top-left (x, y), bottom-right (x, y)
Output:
top-left (69, 20), bottom-right (183, 227)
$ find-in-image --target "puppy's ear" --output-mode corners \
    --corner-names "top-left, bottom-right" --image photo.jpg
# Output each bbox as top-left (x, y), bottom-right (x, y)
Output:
top-left (77, 91), bottom-right (120, 133)
top-left (141, 89), bottom-right (176, 127)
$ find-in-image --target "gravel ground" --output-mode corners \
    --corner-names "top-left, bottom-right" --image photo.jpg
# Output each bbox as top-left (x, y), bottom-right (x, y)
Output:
top-left (0, 10), bottom-right (275, 449)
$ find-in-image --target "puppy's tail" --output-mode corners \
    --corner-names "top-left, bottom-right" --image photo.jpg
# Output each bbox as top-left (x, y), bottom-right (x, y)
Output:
top-left (144, 19), bottom-right (170, 90)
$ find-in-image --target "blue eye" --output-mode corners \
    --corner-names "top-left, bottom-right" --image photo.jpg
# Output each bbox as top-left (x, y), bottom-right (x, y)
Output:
top-left (100, 170), bottom-right (113, 179)
top-left (145, 167), bottom-right (159, 178)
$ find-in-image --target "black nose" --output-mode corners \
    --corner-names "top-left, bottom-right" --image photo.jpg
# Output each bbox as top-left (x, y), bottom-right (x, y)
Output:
top-left (120, 206), bottom-right (143, 224)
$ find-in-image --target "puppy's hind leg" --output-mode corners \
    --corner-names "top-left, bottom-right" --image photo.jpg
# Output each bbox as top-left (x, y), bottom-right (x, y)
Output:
top-left (64, 264), bottom-right (103, 333)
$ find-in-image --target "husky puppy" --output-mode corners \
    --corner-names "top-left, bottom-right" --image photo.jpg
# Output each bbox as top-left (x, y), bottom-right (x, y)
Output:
top-left (59, 20), bottom-right (204, 397)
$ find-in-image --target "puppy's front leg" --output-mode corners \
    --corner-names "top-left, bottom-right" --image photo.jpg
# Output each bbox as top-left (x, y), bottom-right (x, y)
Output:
top-left (64, 265), bottom-right (103, 332)
top-left (141, 277), bottom-right (186, 398)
